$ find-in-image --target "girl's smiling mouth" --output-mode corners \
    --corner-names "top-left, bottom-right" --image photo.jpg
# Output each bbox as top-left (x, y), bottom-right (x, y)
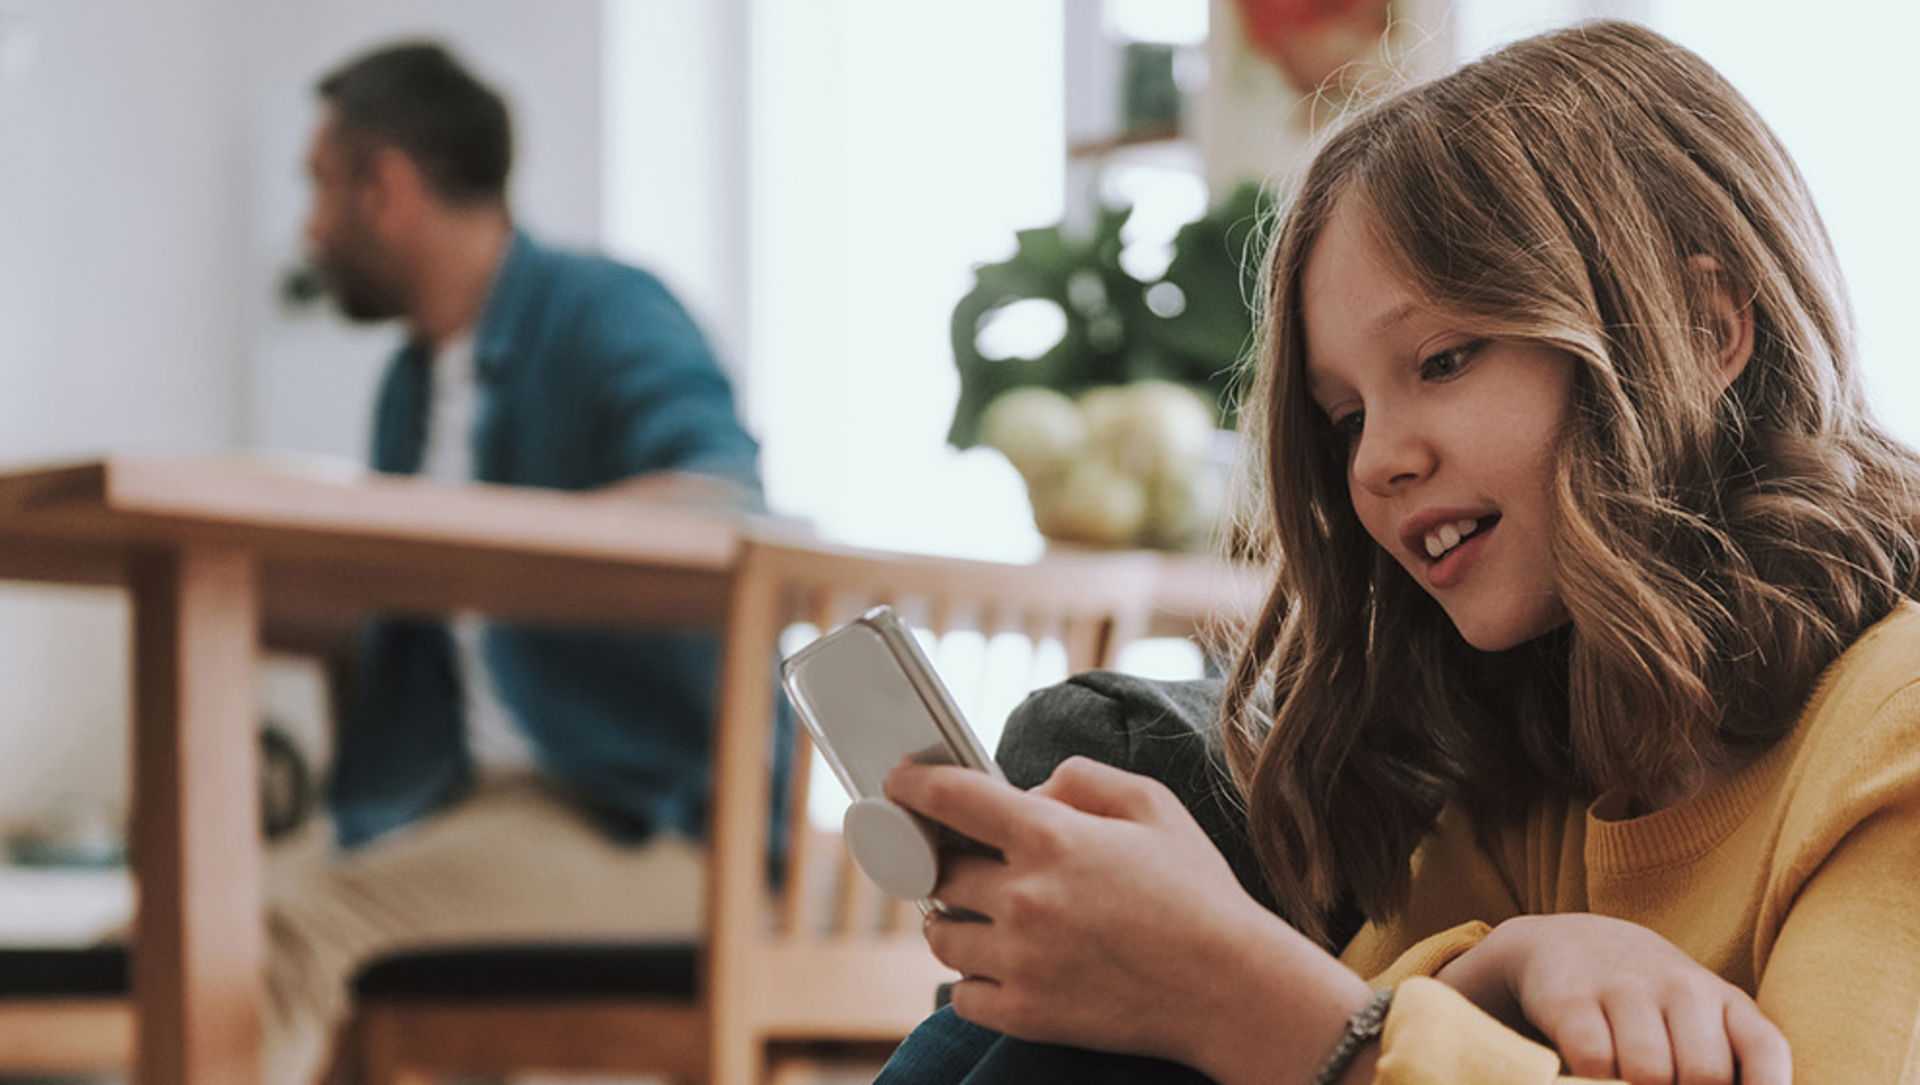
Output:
top-left (1400, 511), bottom-right (1502, 589)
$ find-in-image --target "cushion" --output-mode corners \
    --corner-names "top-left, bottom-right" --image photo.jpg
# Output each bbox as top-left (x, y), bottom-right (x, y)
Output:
top-left (994, 672), bottom-right (1276, 912)
top-left (351, 940), bottom-right (698, 1002)
top-left (0, 945), bottom-right (129, 999)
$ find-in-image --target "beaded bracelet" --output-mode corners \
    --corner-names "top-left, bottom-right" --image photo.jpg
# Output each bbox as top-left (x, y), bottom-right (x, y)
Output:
top-left (1309, 987), bottom-right (1394, 1085)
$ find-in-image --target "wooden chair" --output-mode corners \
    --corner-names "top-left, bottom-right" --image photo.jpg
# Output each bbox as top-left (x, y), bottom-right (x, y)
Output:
top-left (341, 533), bottom-right (1163, 1084)
top-left (0, 946), bottom-right (133, 1075)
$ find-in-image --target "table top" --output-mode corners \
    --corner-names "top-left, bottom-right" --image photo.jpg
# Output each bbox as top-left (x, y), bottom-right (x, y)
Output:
top-left (0, 455), bottom-right (1268, 636)
top-left (0, 455), bottom-right (743, 567)
top-left (0, 455), bottom-right (750, 632)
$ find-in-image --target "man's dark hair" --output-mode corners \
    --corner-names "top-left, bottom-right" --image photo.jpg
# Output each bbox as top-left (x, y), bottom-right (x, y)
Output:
top-left (317, 41), bottom-right (511, 206)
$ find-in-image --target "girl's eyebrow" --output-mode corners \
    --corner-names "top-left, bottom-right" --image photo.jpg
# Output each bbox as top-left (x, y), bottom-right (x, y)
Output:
top-left (1302, 294), bottom-right (1430, 400)
top-left (1373, 300), bottom-right (1422, 333)
top-left (1305, 301), bottom-right (1423, 392)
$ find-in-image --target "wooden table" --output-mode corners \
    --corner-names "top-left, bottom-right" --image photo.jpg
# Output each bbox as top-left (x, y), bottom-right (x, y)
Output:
top-left (0, 455), bottom-right (1266, 1083)
top-left (0, 456), bottom-right (744, 1084)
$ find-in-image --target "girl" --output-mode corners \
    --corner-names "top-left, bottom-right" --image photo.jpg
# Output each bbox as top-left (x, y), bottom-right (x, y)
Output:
top-left (878, 19), bottom-right (1920, 1085)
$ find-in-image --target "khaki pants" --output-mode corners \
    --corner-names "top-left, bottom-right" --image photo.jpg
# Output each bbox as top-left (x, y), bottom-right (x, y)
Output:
top-left (265, 775), bottom-right (704, 1085)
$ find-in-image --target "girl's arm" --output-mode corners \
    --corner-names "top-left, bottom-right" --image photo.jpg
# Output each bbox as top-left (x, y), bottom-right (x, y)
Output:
top-left (1435, 914), bottom-right (1789, 1084)
top-left (885, 755), bottom-right (1383, 1085)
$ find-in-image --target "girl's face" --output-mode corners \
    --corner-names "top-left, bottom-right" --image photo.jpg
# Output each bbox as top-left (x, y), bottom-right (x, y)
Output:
top-left (1299, 196), bottom-right (1574, 651)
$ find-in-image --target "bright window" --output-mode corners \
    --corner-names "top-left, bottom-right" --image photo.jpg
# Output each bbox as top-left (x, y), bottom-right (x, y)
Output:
top-left (746, 0), bottom-right (1065, 559)
top-left (1459, 2), bottom-right (1920, 447)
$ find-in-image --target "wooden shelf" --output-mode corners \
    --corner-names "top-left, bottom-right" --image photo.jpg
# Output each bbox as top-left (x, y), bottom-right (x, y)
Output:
top-left (1067, 121), bottom-right (1185, 160)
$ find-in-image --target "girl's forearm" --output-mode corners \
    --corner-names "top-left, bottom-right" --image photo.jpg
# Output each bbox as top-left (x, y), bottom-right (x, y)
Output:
top-left (1177, 902), bottom-right (1383, 1085)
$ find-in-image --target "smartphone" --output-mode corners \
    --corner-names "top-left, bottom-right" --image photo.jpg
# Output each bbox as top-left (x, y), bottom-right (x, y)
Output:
top-left (780, 605), bottom-right (1004, 901)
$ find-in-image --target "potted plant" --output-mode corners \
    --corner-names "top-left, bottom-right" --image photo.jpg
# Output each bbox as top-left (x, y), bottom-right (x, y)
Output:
top-left (948, 182), bottom-right (1268, 549)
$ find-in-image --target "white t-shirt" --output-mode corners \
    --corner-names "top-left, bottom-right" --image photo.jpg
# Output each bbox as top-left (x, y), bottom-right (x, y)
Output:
top-left (418, 333), bottom-right (538, 775)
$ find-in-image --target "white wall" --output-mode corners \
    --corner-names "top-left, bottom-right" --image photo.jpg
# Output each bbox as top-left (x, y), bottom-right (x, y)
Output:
top-left (0, 0), bottom-right (245, 464)
top-left (0, 0), bottom-right (609, 834)
top-left (603, 0), bottom-right (751, 377)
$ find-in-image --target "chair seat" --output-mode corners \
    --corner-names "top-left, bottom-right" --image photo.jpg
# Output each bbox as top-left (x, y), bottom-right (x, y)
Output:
top-left (0, 946), bottom-right (129, 999)
top-left (351, 940), bottom-right (699, 1002)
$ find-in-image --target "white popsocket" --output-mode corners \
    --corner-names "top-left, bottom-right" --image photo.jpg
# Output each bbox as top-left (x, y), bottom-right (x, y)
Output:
top-left (843, 797), bottom-right (941, 900)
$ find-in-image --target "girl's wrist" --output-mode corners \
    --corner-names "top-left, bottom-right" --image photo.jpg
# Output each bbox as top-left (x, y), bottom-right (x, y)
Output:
top-left (1435, 916), bottom-right (1527, 1026)
top-left (1179, 901), bottom-right (1378, 1085)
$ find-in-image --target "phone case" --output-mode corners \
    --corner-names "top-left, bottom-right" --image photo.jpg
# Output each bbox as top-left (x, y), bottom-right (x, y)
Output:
top-left (782, 606), bottom-right (1002, 789)
top-left (780, 605), bottom-right (1004, 900)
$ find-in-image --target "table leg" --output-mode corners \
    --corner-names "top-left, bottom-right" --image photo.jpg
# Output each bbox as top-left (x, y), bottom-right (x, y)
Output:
top-left (130, 546), bottom-right (262, 1085)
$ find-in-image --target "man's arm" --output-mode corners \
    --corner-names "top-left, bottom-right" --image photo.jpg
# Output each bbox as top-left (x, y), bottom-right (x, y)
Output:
top-left (586, 277), bottom-right (763, 505)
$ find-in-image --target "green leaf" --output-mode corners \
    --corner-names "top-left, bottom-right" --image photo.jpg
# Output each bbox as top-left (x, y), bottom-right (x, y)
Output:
top-left (949, 182), bottom-right (1271, 445)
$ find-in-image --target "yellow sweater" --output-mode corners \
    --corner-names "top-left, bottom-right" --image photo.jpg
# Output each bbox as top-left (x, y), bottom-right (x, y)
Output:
top-left (1339, 601), bottom-right (1920, 1083)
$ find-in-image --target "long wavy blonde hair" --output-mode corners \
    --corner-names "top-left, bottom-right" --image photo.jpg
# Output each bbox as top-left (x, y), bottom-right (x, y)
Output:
top-left (1224, 20), bottom-right (1920, 947)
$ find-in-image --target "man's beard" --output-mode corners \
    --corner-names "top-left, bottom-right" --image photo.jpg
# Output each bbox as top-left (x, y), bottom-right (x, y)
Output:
top-left (314, 244), bottom-right (407, 323)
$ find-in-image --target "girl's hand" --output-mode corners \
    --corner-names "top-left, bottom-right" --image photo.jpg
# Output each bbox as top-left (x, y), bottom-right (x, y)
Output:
top-left (883, 755), bottom-right (1358, 1074)
top-left (1436, 913), bottom-right (1791, 1084)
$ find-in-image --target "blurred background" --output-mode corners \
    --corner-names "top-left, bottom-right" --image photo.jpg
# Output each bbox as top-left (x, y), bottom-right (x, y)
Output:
top-left (0, 0), bottom-right (1915, 933)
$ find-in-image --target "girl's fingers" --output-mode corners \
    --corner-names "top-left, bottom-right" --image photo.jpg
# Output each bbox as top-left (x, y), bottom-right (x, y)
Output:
top-left (1030, 756), bottom-right (1165, 822)
top-left (921, 906), bottom-right (1001, 980)
top-left (1603, 998), bottom-right (1675, 1085)
top-left (1663, 996), bottom-right (1735, 1084)
top-left (884, 763), bottom-right (1039, 851)
top-left (1724, 998), bottom-right (1792, 1085)
top-left (1543, 1001), bottom-right (1619, 1081)
top-left (928, 851), bottom-right (1008, 916)
top-left (944, 975), bottom-right (1010, 1034)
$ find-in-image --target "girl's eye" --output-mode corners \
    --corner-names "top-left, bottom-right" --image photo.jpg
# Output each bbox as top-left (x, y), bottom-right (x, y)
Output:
top-left (1419, 341), bottom-right (1482, 381)
top-left (1331, 410), bottom-right (1364, 448)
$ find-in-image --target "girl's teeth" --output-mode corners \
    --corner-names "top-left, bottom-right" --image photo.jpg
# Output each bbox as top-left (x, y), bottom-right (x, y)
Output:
top-left (1425, 518), bottom-right (1487, 560)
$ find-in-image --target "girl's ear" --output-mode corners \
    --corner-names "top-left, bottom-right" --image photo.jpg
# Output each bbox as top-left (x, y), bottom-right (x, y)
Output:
top-left (1688, 254), bottom-right (1755, 390)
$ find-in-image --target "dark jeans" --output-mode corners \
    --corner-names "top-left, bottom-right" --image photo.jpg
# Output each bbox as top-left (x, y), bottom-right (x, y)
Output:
top-left (875, 1006), bottom-right (1216, 1084)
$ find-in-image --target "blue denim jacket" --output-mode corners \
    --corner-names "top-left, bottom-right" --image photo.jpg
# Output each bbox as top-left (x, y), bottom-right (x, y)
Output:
top-left (327, 231), bottom-right (767, 850)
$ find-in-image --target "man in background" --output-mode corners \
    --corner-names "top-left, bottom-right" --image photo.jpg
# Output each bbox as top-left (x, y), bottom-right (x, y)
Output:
top-left (271, 40), bottom-right (764, 1085)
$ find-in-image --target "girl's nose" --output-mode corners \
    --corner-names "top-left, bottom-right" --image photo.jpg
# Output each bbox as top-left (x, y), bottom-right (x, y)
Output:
top-left (1350, 416), bottom-right (1436, 496)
